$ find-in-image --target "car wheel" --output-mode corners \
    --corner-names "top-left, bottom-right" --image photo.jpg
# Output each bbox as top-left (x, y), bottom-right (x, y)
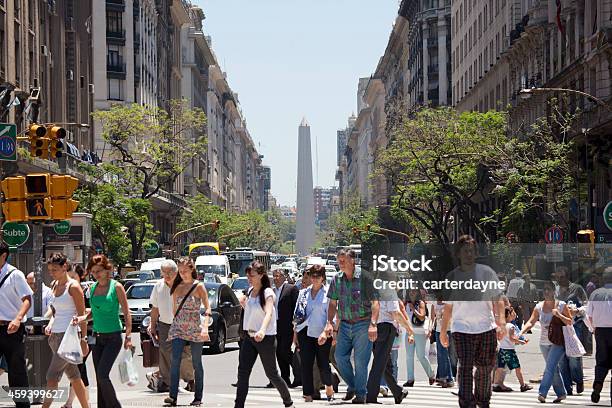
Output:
top-left (211, 325), bottom-right (226, 354)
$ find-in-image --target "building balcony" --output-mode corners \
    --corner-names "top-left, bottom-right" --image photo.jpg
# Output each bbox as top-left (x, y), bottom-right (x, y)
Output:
top-left (106, 0), bottom-right (125, 11)
top-left (107, 60), bottom-right (126, 79)
top-left (106, 29), bottom-right (126, 45)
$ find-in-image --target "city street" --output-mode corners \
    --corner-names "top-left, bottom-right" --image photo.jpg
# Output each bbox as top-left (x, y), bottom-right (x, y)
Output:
top-left (1, 323), bottom-right (609, 407)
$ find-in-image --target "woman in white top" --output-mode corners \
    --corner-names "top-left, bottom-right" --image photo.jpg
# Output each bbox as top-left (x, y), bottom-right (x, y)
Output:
top-left (404, 288), bottom-right (435, 387)
top-left (519, 280), bottom-right (568, 402)
top-left (234, 261), bottom-right (294, 408)
top-left (42, 253), bottom-right (88, 408)
top-left (293, 265), bottom-right (333, 402)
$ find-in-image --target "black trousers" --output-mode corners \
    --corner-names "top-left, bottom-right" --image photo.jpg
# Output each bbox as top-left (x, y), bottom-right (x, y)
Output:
top-left (235, 335), bottom-right (292, 408)
top-left (276, 330), bottom-right (294, 385)
top-left (0, 325), bottom-right (30, 408)
top-left (91, 332), bottom-right (122, 408)
top-left (297, 329), bottom-right (332, 396)
top-left (594, 327), bottom-right (612, 390)
top-left (366, 323), bottom-right (403, 403)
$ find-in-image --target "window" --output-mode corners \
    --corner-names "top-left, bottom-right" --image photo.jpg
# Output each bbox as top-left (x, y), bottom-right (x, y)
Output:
top-left (489, 0), bottom-right (493, 22)
top-left (106, 10), bottom-right (122, 33)
top-left (478, 13), bottom-right (482, 37)
top-left (460, 4), bottom-right (463, 26)
top-left (108, 79), bottom-right (123, 100)
top-left (479, 54), bottom-right (482, 77)
top-left (469, 28), bottom-right (472, 51)
top-left (464, 33), bottom-right (468, 56)
top-left (496, 32), bottom-right (500, 56)
top-left (484, 46), bottom-right (488, 67)
top-left (484, 5), bottom-right (488, 29)
top-left (495, 0), bottom-right (499, 15)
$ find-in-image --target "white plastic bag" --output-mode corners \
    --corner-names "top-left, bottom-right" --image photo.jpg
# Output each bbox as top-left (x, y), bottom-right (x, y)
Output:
top-left (118, 347), bottom-right (139, 386)
top-left (563, 325), bottom-right (586, 358)
top-left (57, 324), bottom-right (83, 365)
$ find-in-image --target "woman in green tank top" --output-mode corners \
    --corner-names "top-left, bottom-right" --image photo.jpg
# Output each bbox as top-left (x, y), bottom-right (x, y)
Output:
top-left (73, 254), bottom-right (131, 408)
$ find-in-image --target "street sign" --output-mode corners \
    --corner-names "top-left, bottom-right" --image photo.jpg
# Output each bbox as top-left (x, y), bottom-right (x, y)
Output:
top-left (0, 123), bottom-right (17, 161)
top-left (145, 241), bottom-right (160, 257)
top-left (2, 222), bottom-right (30, 247)
top-left (43, 225), bottom-right (83, 243)
top-left (54, 220), bottom-right (71, 235)
top-left (545, 226), bottom-right (563, 244)
top-left (604, 201), bottom-right (612, 232)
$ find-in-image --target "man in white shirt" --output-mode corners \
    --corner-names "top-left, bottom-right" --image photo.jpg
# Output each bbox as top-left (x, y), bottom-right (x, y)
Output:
top-left (0, 242), bottom-right (33, 408)
top-left (148, 259), bottom-right (194, 392)
top-left (25, 272), bottom-right (53, 318)
top-left (586, 267), bottom-right (612, 404)
top-left (440, 236), bottom-right (506, 408)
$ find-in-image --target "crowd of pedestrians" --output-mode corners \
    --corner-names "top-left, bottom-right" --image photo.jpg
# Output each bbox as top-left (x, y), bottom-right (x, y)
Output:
top-left (0, 236), bottom-right (610, 408)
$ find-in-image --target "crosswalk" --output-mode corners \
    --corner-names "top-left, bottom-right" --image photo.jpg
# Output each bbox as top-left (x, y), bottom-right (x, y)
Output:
top-left (106, 381), bottom-right (607, 407)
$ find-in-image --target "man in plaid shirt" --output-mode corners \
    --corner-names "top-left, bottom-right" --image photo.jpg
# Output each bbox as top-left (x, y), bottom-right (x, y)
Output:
top-left (325, 249), bottom-right (379, 404)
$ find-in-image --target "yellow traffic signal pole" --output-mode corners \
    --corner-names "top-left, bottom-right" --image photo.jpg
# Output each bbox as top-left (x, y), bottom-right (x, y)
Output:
top-left (171, 220), bottom-right (221, 258)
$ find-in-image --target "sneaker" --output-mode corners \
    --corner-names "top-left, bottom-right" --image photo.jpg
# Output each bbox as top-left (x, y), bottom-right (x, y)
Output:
top-left (189, 400), bottom-right (201, 406)
top-left (163, 397), bottom-right (177, 407)
top-left (429, 377), bottom-right (436, 385)
top-left (441, 381), bottom-right (454, 388)
top-left (576, 382), bottom-right (584, 394)
top-left (537, 395), bottom-right (546, 403)
top-left (552, 395), bottom-right (566, 403)
top-left (403, 381), bottom-right (415, 387)
top-left (520, 385), bottom-right (533, 392)
top-left (379, 387), bottom-right (389, 398)
top-left (342, 391), bottom-right (355, 401)
top-left (351, 396), bottom-right (366, 404)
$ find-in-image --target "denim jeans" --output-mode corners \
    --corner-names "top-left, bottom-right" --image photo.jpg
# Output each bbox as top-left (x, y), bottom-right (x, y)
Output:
top-left (406, 332), bottom-right (434, 381)
top-left (91, 332), bottom-right (122, 408)
top-left (538, 344), bottom-right (567, 398)
top-left (335, 320), bottom-right (372, 398)
top-left (169, 339), bottom-right (203, 401)
top-left (380, 349), bottom-right (398, 387)
top-left (435, 331), bottom-right (454, 382)
top-left (560, 354), bottom-right (583, 394)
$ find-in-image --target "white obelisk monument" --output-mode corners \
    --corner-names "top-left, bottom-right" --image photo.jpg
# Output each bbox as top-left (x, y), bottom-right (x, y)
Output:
top-left (296, 118), bottom-right (316, 255)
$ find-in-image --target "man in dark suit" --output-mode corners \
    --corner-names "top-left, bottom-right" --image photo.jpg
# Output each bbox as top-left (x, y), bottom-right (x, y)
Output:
top-left (270, 269), bottom-right (301, 388)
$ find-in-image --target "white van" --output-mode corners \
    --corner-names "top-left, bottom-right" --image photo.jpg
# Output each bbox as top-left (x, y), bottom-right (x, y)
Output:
top-left (139, 257), bottom-right (167, 279)
top-left (195, 255), bottom-right (232, 284)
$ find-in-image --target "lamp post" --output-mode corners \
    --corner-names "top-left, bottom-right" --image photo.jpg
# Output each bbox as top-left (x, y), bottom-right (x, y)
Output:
top-left (519, 87), bottom-right (612, 115)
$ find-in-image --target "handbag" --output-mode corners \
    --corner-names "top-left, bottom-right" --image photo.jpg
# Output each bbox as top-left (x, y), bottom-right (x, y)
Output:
top-left (548, 315), bottom-right (565, 346)
top-left (410, 300), bottom-right (428, 327)
top-left (293, 289), bottom-right (309, 326)
top-left (562, 325), bottom-right (586, 358)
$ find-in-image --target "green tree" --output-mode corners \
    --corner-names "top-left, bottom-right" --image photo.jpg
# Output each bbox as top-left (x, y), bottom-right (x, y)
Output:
top-left (74, 183), bottom-right (155, 266)
top-left (91, 100), bottom-right (207, 261)
top-left (321, 195), bottom-right (378, 247)
top-left (377, 107), bottom-right (508, 244)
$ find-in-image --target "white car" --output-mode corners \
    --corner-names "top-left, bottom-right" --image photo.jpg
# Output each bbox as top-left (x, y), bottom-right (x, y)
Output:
top-left (195, 255), bottom-right (232, 284)
top-left (123, 282), bottom-right (156, 329)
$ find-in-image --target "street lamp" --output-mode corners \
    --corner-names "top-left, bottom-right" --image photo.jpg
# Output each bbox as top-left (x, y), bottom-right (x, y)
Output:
top-left (519, 87), bottom-right (612, 115)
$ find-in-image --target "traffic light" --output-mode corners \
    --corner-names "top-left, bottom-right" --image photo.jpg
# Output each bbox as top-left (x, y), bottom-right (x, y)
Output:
top-left (577, 229), bottom-right (595, 258)
top-left (28, 124), bottom-right (49, 159)
top-left (0, 173), bottom-right (79, 222)
top-left (1, 176), bottom-right (27, 222)
top-left (48, 126), bottom-right (66, 159)
top-left (49, 175), bottom-right (79, 220)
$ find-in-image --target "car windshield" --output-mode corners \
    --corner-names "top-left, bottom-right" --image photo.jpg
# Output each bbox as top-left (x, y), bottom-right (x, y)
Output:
top-left (231, 278), bottom-right (249, 290)
top-left (196, 265), bottom-right (226, 276)
top-left (202, 274), bottom-right (219, 283)
top-left (127, 285), bottom-right (154, 299)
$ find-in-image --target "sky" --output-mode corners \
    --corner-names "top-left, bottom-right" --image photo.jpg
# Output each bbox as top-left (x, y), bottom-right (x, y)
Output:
top-left (195, 0), bottom-right (399, 206)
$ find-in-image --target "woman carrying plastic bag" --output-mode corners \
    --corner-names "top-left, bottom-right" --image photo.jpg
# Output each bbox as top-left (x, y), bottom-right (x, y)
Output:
top-left (42, 253), bottom-right (89, 408)
top-left (118, 347), bottom-right (139, 386)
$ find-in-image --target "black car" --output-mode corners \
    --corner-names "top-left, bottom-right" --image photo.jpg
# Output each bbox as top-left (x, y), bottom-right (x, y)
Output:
top-left (140, 283), bottom-right (242, 354)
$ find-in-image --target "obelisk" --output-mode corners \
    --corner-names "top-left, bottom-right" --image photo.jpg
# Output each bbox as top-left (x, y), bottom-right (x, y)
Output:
top-left (296, 118), bottom-right (316, 255)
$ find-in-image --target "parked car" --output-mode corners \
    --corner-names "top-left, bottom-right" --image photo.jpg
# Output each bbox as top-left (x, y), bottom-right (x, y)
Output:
top-left (122, 281), bottom-right (156, 330)
top-left (230, 277), bottom-right (250, 297)
top-left (121, 270), bottom-right (155, 291)
top-left (140, 283), bottom-right (241, 353)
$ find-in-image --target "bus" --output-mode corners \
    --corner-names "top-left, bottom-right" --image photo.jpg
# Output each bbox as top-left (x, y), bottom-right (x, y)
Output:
top-left (183, 242), bottom-right (221, 258)
top-left (224, 250), bottom-right (271, 277)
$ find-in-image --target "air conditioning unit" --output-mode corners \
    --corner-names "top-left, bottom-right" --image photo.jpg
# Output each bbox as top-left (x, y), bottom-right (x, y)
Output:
top-left (66, 69), bottom-right (74, 81)
top-left (41, 45), bottom-right (49, 56)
